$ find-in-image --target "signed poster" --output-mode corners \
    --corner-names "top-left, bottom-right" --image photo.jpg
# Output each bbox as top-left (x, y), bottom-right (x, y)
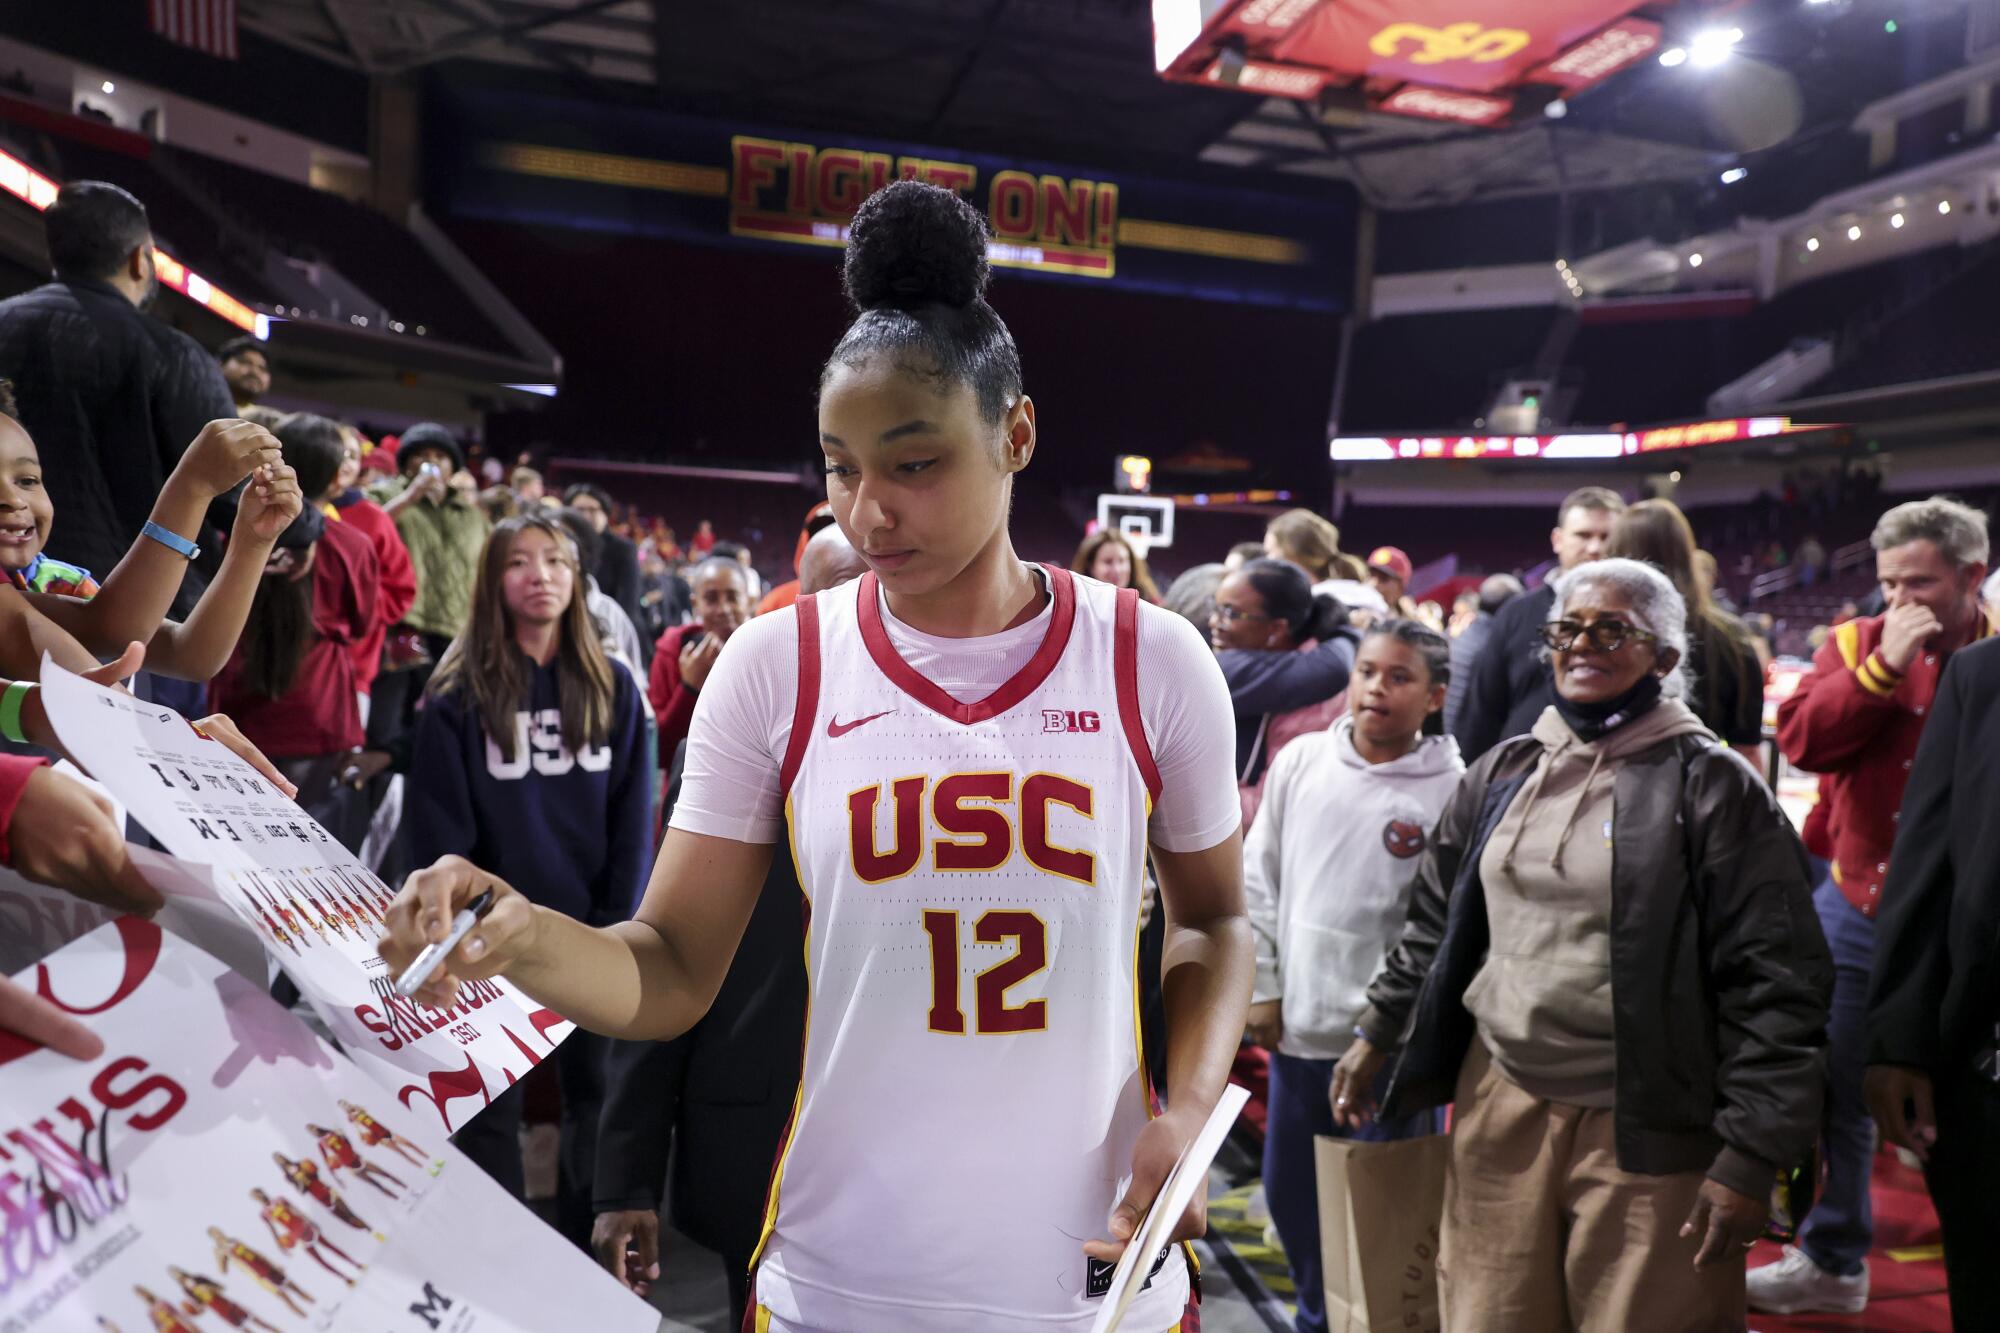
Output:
top-left (39, 660), bottom-right (571, 1135)
top-left (0, 921), bottom-right (653, 1333)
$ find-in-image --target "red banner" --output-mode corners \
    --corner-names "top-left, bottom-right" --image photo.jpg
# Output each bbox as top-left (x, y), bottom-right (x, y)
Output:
top-left (1375, 84), bottom-right (1512, 126)
top-left (1528, 18), bottom-right (1664, 91)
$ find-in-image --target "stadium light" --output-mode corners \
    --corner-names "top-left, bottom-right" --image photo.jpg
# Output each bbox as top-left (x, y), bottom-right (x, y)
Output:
top-left (1939, 200), bottom-right (1953, 215)
top-left (1805, 236), bottom-right (1821, 251)
top-left (1658, 46), bottom-right (1689, 67)
top-left (1688, 252), bottom-right (1703, 267)
top-left (1847, 224), bottom-right (1863, 240)
top-left (1687, 28), bottom-right (1743, 68)
top-left (1720, 167), bottom-right (1748, 184)
top-left (1891, 212), bottom-right (1906, 228)
top-left (101, 81), bottom-right (115, 94)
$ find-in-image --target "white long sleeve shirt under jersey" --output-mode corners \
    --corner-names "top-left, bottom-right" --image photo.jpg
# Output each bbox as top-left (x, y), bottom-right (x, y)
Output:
top-left (1243, 716), bottom-right (1465, 1059)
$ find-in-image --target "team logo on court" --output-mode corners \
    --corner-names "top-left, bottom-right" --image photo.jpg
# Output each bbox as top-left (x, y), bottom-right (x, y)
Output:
top-left (1041, 709), bottom-right (1101, 734)
top-left (1383, 819), bottom-right (1427, 859)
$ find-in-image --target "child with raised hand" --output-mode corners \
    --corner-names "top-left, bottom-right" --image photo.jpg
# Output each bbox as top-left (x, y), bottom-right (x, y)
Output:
top-left (0, 377), bottom-right (300, 682)
top-left (1241, 618), bottom-right (1465, 1333)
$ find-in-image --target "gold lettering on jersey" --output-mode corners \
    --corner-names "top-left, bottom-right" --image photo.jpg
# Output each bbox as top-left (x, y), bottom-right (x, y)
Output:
top-left (846, 771), bottom-right (1098, 885)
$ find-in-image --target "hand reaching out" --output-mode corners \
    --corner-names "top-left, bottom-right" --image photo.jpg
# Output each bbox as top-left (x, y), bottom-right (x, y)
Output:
top-left (190, 713), bottom-right (299, 799)
top-left (6, 765), bottom-right (163, 916)
top-left (0, 973), bottom-right (102, 1060)
top-left (176, 420), bottom-right (284, 501)
top-left (233, 462), bottom-right (305, 546)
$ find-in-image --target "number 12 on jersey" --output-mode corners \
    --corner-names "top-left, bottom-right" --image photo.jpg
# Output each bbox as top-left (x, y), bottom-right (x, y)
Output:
top-left (921, 909), bottom-right (1050, 1035)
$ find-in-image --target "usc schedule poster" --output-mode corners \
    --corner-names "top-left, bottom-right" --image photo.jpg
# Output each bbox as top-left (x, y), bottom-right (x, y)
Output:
top-left (0, 920), bottom-right (654, 1333)
top-left (39, 659), bottom-right (573, 1136)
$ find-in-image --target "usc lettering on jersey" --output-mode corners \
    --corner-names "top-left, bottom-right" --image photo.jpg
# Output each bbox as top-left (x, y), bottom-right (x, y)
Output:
top-left (748, 567), bottom-right (1187, 1333)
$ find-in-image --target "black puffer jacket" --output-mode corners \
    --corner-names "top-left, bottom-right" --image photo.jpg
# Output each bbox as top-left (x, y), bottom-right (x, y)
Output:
top-left (0, 280), bottom-right (234, 616)
top-left (1357, 728), bottom-right (1832, 1199)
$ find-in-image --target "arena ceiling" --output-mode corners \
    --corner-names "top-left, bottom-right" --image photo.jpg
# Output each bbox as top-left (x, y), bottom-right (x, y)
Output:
top-left (238, 0), bottom-right (1981, 208)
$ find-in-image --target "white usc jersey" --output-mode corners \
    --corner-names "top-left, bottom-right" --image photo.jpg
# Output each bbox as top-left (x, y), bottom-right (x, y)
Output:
top-left (749, 566), bottom-right (1191, 1333)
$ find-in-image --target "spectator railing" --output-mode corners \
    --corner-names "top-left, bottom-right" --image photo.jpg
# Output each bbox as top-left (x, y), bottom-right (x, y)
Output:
top-left (1749, 537), bottom-right (1873, 602)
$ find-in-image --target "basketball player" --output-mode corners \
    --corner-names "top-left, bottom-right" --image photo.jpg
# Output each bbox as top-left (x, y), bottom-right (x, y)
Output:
top-left (337, 1098), bottom-right (427, 1168)
top-left (133, 1286), bottom-right (199, 1333)
top-left (206, 1228), bottom-right (313, 1316)
top-left (253, 1186), bottom-right (362, 1284)
top-left (307, 1121), bottom-right (407, 1197)
top-left (380, 180), bottom-right (1251, 1332)
top-left (274, 1151), bottom-right (376, 1236)
top-left (165, 1267), bottom-right (283, 1332)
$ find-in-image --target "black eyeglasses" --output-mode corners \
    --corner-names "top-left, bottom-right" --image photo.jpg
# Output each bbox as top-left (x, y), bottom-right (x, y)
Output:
top-left (1539, 618), bottom-right (1658, 653)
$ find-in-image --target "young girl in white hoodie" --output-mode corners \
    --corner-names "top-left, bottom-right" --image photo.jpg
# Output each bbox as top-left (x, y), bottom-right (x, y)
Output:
top-left (1243, 618), bottom-right (1465, 1333)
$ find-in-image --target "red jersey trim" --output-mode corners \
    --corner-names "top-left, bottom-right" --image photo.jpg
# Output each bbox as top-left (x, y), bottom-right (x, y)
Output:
top-left (1114, 587), bottom-right (1163, 803)
top-left (779, 596), bottom-right (821, 794)
top-left (855, 563), bottom-right (1077, 726)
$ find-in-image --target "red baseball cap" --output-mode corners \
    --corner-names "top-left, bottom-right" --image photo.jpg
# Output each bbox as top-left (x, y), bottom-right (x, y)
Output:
top-left (1367, 546), bottom-right (1414, 583)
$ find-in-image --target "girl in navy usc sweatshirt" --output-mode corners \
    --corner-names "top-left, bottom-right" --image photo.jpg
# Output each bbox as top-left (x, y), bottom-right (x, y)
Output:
top-left (410, 513), bottom-right (651, 927)
top-left (407, 513), bottom-right (650, 1238)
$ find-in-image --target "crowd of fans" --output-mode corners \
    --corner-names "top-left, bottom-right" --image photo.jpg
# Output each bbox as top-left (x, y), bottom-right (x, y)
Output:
top-left (4, 175), bottom-right (2000, 1332)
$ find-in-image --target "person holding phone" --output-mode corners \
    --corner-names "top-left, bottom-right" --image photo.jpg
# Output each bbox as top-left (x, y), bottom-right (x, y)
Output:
top-left (367, 423), bottom-right (489, 783)
top-left (646, 553), bottom-right (752, 785)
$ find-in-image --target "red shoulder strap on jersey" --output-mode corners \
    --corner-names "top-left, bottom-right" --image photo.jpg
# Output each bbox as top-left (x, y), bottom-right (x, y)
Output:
top-left (779, 594), bottom-right (822, 795)
top-left (1114, 587), bottom-right (1163, 803)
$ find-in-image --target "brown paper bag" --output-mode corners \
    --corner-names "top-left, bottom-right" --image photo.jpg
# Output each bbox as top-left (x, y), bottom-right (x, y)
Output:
top-left (1316, 1134), bottom-right (1448, 1333)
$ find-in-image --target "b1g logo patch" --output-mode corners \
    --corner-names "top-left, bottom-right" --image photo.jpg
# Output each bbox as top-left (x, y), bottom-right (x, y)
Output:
top-left (1383, 819), bottom-right (1427, 859)
top-left (1042, 709), bottom-right (1102, 734)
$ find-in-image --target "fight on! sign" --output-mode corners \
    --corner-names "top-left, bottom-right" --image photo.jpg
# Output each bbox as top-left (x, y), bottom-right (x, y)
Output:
top-left (437, 91), bottom-right (1354, 311)
top-left (728, 136), bottom-right (1119, 278)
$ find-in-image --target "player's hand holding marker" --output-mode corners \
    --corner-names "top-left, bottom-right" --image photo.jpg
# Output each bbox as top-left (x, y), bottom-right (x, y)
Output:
top-left (377, 855), bottom-right (538, 1009)
top-left (1081, 1103), bottom-right (1208, 1263)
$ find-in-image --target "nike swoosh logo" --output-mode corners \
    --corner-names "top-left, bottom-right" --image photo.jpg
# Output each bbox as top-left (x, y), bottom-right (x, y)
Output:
top-left (827, 709), bottom-right (895, 739)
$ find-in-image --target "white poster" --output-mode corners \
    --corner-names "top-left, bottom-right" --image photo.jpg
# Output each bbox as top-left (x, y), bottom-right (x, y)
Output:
top-left (39, 659), bottom-right (573, 1135)
top-left (0, 921), bottom-right (655, 1333)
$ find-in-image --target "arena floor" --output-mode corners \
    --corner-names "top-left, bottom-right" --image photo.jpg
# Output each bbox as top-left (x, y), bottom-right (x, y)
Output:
top-left (645, 1136), bottom-right (1951, 1333)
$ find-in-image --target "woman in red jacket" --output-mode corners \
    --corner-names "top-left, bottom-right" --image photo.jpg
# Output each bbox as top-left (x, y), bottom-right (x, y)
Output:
top-left (646, 554), bottom-right (751, 783)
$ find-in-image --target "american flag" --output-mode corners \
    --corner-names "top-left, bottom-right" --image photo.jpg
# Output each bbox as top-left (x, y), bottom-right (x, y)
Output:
top-left (148, 0), bottom-right (240, 60)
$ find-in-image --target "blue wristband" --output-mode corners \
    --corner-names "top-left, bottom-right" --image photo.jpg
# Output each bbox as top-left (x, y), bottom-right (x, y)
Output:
top-left (141, 521), bottom-right (200, 561)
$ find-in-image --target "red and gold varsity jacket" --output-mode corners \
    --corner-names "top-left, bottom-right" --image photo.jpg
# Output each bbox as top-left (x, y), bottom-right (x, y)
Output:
top-left (1776, 611), bottom-right (1994, 917)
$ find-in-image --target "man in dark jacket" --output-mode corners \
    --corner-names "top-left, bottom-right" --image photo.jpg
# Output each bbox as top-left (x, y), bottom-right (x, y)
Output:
top-left (589, 840), bottom-right (807, 1328)
top-left (1866, 636), bottom-right (2000, 1328)
top-left (1452, 487), bottom-right (1623, 762)
top-left (0, 180), bottom-right (234, 620)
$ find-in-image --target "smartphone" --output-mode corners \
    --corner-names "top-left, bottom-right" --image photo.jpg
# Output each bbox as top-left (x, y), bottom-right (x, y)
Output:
top-left (683, 629), bottom-right (706, 649)
top-left (420, 462), bottom-right (444, 483)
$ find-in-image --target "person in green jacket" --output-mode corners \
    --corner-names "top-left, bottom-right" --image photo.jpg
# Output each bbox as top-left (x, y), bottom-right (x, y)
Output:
top-left (366, 421), bottom-right (488, 787)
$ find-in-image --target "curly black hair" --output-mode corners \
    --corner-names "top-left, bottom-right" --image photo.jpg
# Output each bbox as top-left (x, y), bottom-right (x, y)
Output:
top-left (0, 377), bottom-right (16, 420)
top-left (821, 180), bottom-right (1023, 424)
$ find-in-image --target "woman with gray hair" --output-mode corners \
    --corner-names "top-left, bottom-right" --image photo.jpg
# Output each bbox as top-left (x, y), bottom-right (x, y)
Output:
top-left (1330, 557), bottom-right (1832, 1332)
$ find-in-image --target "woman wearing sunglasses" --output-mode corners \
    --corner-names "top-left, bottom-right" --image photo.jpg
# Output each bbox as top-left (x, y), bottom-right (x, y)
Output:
top-left (1329, 557), bottom-right (1831, 1332)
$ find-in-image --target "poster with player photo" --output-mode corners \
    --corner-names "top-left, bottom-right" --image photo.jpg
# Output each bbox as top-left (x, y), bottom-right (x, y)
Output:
top-left (37, 659), bottom-right (575, 1135)
top-left (0, 920), bottom-right (655, 1333)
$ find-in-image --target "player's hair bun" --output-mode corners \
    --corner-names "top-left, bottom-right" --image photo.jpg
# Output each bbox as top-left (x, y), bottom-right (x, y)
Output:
top-left (842, 180), bottom-right (991, 312)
